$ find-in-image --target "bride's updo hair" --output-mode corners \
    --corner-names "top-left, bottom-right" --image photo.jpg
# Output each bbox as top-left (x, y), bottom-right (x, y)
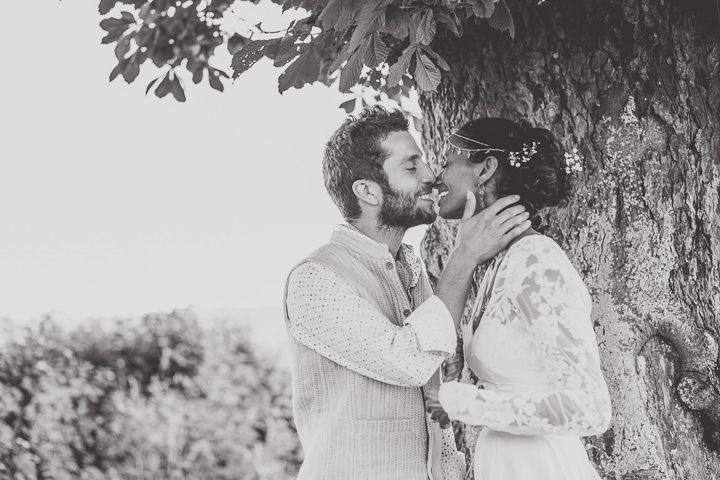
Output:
top-left (452, 118), bottom-right (573, 225)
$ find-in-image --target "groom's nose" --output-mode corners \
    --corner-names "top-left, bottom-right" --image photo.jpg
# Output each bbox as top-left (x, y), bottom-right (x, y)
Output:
top-left (419, 162), bottom-right (437, 186)
top-left (432, 174), bottom-right (444, 190)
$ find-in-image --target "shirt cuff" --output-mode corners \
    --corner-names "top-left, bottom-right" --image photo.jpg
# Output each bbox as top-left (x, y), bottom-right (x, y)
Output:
top-left (438, 381), bottom-right (480, 418)
top-left (405, 295), bottom-right (456, 355)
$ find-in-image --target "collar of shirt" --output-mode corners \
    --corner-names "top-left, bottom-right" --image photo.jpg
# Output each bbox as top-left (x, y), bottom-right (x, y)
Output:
top-left (332, 224), bottom-right (422, 289)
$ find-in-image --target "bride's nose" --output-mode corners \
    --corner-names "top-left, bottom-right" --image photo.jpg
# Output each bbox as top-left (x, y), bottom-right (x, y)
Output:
top-left (432, 173), bottom-right (444, 190)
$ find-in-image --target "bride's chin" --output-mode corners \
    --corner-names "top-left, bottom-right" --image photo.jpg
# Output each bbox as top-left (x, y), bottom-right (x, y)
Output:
top-left (437, 205), bottom-right (460, 220)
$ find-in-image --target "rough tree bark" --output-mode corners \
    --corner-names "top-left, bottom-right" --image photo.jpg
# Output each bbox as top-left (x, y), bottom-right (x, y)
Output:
top-left (419, 1), bottom-right (720, 478)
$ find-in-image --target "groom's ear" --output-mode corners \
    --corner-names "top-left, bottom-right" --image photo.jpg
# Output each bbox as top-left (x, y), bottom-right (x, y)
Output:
top-left (352, 179), bottom-right (381, 206)
top-left (476, 156), bottom-right (499, 184)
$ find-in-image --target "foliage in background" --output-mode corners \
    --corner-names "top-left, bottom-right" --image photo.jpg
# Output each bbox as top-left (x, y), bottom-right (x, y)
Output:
top-left (0, 310), bottom-right (300, 480)
top-left (97, 0), bottom-right (517, 106)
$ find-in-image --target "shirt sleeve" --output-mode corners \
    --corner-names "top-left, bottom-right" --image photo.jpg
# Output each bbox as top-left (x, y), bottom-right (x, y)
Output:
top-left (438, 242), bottom-right (612, 436)
top-left (286, 261), bottom-right (457, 387)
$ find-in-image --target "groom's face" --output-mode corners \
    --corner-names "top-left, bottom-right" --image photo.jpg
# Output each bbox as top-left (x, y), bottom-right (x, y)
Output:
top-left (376, 131), bottom-right (437, 229)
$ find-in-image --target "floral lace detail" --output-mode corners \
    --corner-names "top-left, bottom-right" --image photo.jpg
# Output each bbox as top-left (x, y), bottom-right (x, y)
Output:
top-left (439, 236), bottom-right (612, 436)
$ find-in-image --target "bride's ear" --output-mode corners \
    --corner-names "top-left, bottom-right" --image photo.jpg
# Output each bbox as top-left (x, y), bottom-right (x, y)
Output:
top-left (476, 156), bottom-right (499, 184)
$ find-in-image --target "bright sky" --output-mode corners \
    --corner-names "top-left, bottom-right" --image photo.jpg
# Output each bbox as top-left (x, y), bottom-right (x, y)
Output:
top-left (0, 1), bottom-right (428, 321)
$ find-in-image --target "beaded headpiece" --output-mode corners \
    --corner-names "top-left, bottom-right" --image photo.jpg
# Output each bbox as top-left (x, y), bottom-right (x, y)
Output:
top-left (447, 132), bottom-right (584, 174)
top-left (446, 132), bottom-right (506, 158)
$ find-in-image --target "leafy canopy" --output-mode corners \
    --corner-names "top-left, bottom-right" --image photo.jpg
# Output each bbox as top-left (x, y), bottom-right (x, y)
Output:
top-left (98, 0), bottom-right (516, 105)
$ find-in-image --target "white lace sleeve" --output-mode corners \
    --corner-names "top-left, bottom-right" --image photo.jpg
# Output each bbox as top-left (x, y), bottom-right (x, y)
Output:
top-left (439, 240), bottom-right (612, 436)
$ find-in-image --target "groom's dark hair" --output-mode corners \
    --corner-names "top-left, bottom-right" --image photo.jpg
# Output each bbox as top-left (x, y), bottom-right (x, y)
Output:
top-left (323, 106), bottom-right (409, 221)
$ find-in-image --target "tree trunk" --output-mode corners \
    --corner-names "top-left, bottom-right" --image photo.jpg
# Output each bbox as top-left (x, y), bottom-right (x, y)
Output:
top-left (418, 0), bottom-right (720, 478)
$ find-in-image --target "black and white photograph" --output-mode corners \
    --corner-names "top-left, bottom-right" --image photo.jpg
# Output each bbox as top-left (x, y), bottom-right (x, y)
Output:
top-left (2, 1), bottom-right (719, 479)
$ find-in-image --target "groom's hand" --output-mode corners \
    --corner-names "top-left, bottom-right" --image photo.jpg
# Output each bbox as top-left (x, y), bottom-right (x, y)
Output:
top-left (424, 385), bottom-right (452, 430)
top-left (454, 193), bottom-right (530, 265)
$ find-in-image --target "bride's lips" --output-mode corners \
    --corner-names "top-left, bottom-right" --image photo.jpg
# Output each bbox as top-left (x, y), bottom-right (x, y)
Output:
top-left (432, 190), bottom-right (449, 214)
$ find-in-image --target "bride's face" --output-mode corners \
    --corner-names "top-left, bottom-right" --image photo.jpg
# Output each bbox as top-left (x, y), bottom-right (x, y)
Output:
top-left (436, 147), bottom-right (482, 220)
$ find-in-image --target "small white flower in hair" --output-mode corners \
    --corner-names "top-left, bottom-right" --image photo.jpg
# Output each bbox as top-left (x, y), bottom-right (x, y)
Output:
top-left (508, 142), bottom-right (539, 168)
top-left (564, 147), bottom-right (584, 175)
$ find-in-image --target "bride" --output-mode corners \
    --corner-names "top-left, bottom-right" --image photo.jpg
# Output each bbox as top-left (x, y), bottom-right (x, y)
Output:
top-left (426, 118), bottom-right (612, 480)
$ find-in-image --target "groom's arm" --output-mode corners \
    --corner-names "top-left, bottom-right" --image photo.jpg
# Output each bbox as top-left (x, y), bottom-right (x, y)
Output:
top-left (286, 261), bottom-right (456, 387)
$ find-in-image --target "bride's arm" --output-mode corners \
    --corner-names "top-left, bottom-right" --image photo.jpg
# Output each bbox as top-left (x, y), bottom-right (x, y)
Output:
top-left (438, 242), bottom-right (612, 436)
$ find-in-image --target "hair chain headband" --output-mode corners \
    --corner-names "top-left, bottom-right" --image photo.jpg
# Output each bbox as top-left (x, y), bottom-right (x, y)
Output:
top-left (448, 131), bottom-right (584, 175)
top-left (447, 132), bottom-right (507, 158)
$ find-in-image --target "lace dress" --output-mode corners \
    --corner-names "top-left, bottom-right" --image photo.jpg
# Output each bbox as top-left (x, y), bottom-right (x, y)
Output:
top-left (438, 235), bottom-right (612, 480)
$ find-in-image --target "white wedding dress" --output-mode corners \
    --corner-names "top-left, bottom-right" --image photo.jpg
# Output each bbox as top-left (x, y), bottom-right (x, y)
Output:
top-left (438, 235), bottom-right (612, 480)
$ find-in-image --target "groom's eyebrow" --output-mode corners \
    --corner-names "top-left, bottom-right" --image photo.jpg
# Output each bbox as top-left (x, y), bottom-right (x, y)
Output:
top-left (401, 154), bottom-right (421, 164)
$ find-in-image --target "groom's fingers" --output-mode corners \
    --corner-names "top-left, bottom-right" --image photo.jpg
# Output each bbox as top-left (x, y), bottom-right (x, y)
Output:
top-left (460, 191), bottom-right (477, 221)
top-left (484, 194), bottom-right (521, 216)
top-left (495, 204), bottom-right (527, 226)
top-left (439, 414), bottom-right (451, 429)
top-left (504, 219), bottom-right (532, 238)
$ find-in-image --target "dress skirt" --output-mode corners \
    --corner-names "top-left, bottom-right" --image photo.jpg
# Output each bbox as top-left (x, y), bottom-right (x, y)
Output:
top-left (473, 429), bottom-right (602, 480)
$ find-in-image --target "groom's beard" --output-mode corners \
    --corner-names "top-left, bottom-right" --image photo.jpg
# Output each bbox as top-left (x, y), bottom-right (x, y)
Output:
top-left (377, 186), bottom-right (436, 231)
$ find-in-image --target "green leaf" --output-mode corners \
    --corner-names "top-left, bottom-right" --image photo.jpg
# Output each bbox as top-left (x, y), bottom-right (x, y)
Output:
top-left (121, 57), bottom-right (140, 83)
top-left (488, 0), bottom-right (515, 39)
top-left (320, 0), bottom-right (348, 30)
top-left (274, 33), bottom-right (302, 67)
top-left (420, 45), bottom-right (450, 71)
top-left (187, 58), bottom-right (204, 84)
top-left (100, 17), bottom-right (132, 44)
top-left (471, 0), bottom-right (496, 19)
top-left (363, 33), bottom-right (389, 68)
top-left (413, 50), bottom-right (441, 92)
top-left (339, 98), bottom-right (357, 114)
top-left (328, 43), bottom-right (351, 73)
top-left (388, 43), bottom-right (417, 87)
top-left (208, 68), bottom-right (225, 92)
top-left (364, 67), bottom-right (384, 90)
top-left (348, 0), bottom-right (392, 53)
top-left (416, 9), bottom-right (436, 45)
top-left (336, 9), bottom-right (360, 32)
top-left (321, 0), bottom-right (360, 32)
top-left (114, 36), bottom-right (131, 60)
top-left (437, 12), bottom-right (461, 37)
top-left (338, 47), bottom-right (364, 93)
top-left (155, 73), bottom-right (172, 98)
top-left (231, 39), bottom-right (279, 79)
top-left (227, 34), bottom-right (247, 55)
top-left (145, 77), bottom-right (160, 95)
top-left (109, 58), bottom-right (128, 82)
top-left (278, 45), bottom-right (322, 93)
top-left (385, 5), bottom-right (411, 40)
top-left (120, 11), bottom-right (135, 24)
top-left (169, 76), bottom-right (186, 102)
top-left (99, 0), bottom-right (116, 15)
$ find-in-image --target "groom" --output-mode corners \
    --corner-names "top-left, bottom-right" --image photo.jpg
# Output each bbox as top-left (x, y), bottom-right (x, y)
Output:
top-left (284, 107), bottom-right (529, 479)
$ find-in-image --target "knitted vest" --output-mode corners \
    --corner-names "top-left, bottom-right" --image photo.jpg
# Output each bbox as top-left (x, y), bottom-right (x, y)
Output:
top-left (283, 228), bottom-right (443, 480)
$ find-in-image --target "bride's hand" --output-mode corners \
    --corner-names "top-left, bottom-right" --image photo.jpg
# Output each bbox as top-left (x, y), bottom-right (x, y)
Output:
top-left (454, 193), bottom-right (530, 265)
top-left (425, 385), bottom-right (451, 429)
